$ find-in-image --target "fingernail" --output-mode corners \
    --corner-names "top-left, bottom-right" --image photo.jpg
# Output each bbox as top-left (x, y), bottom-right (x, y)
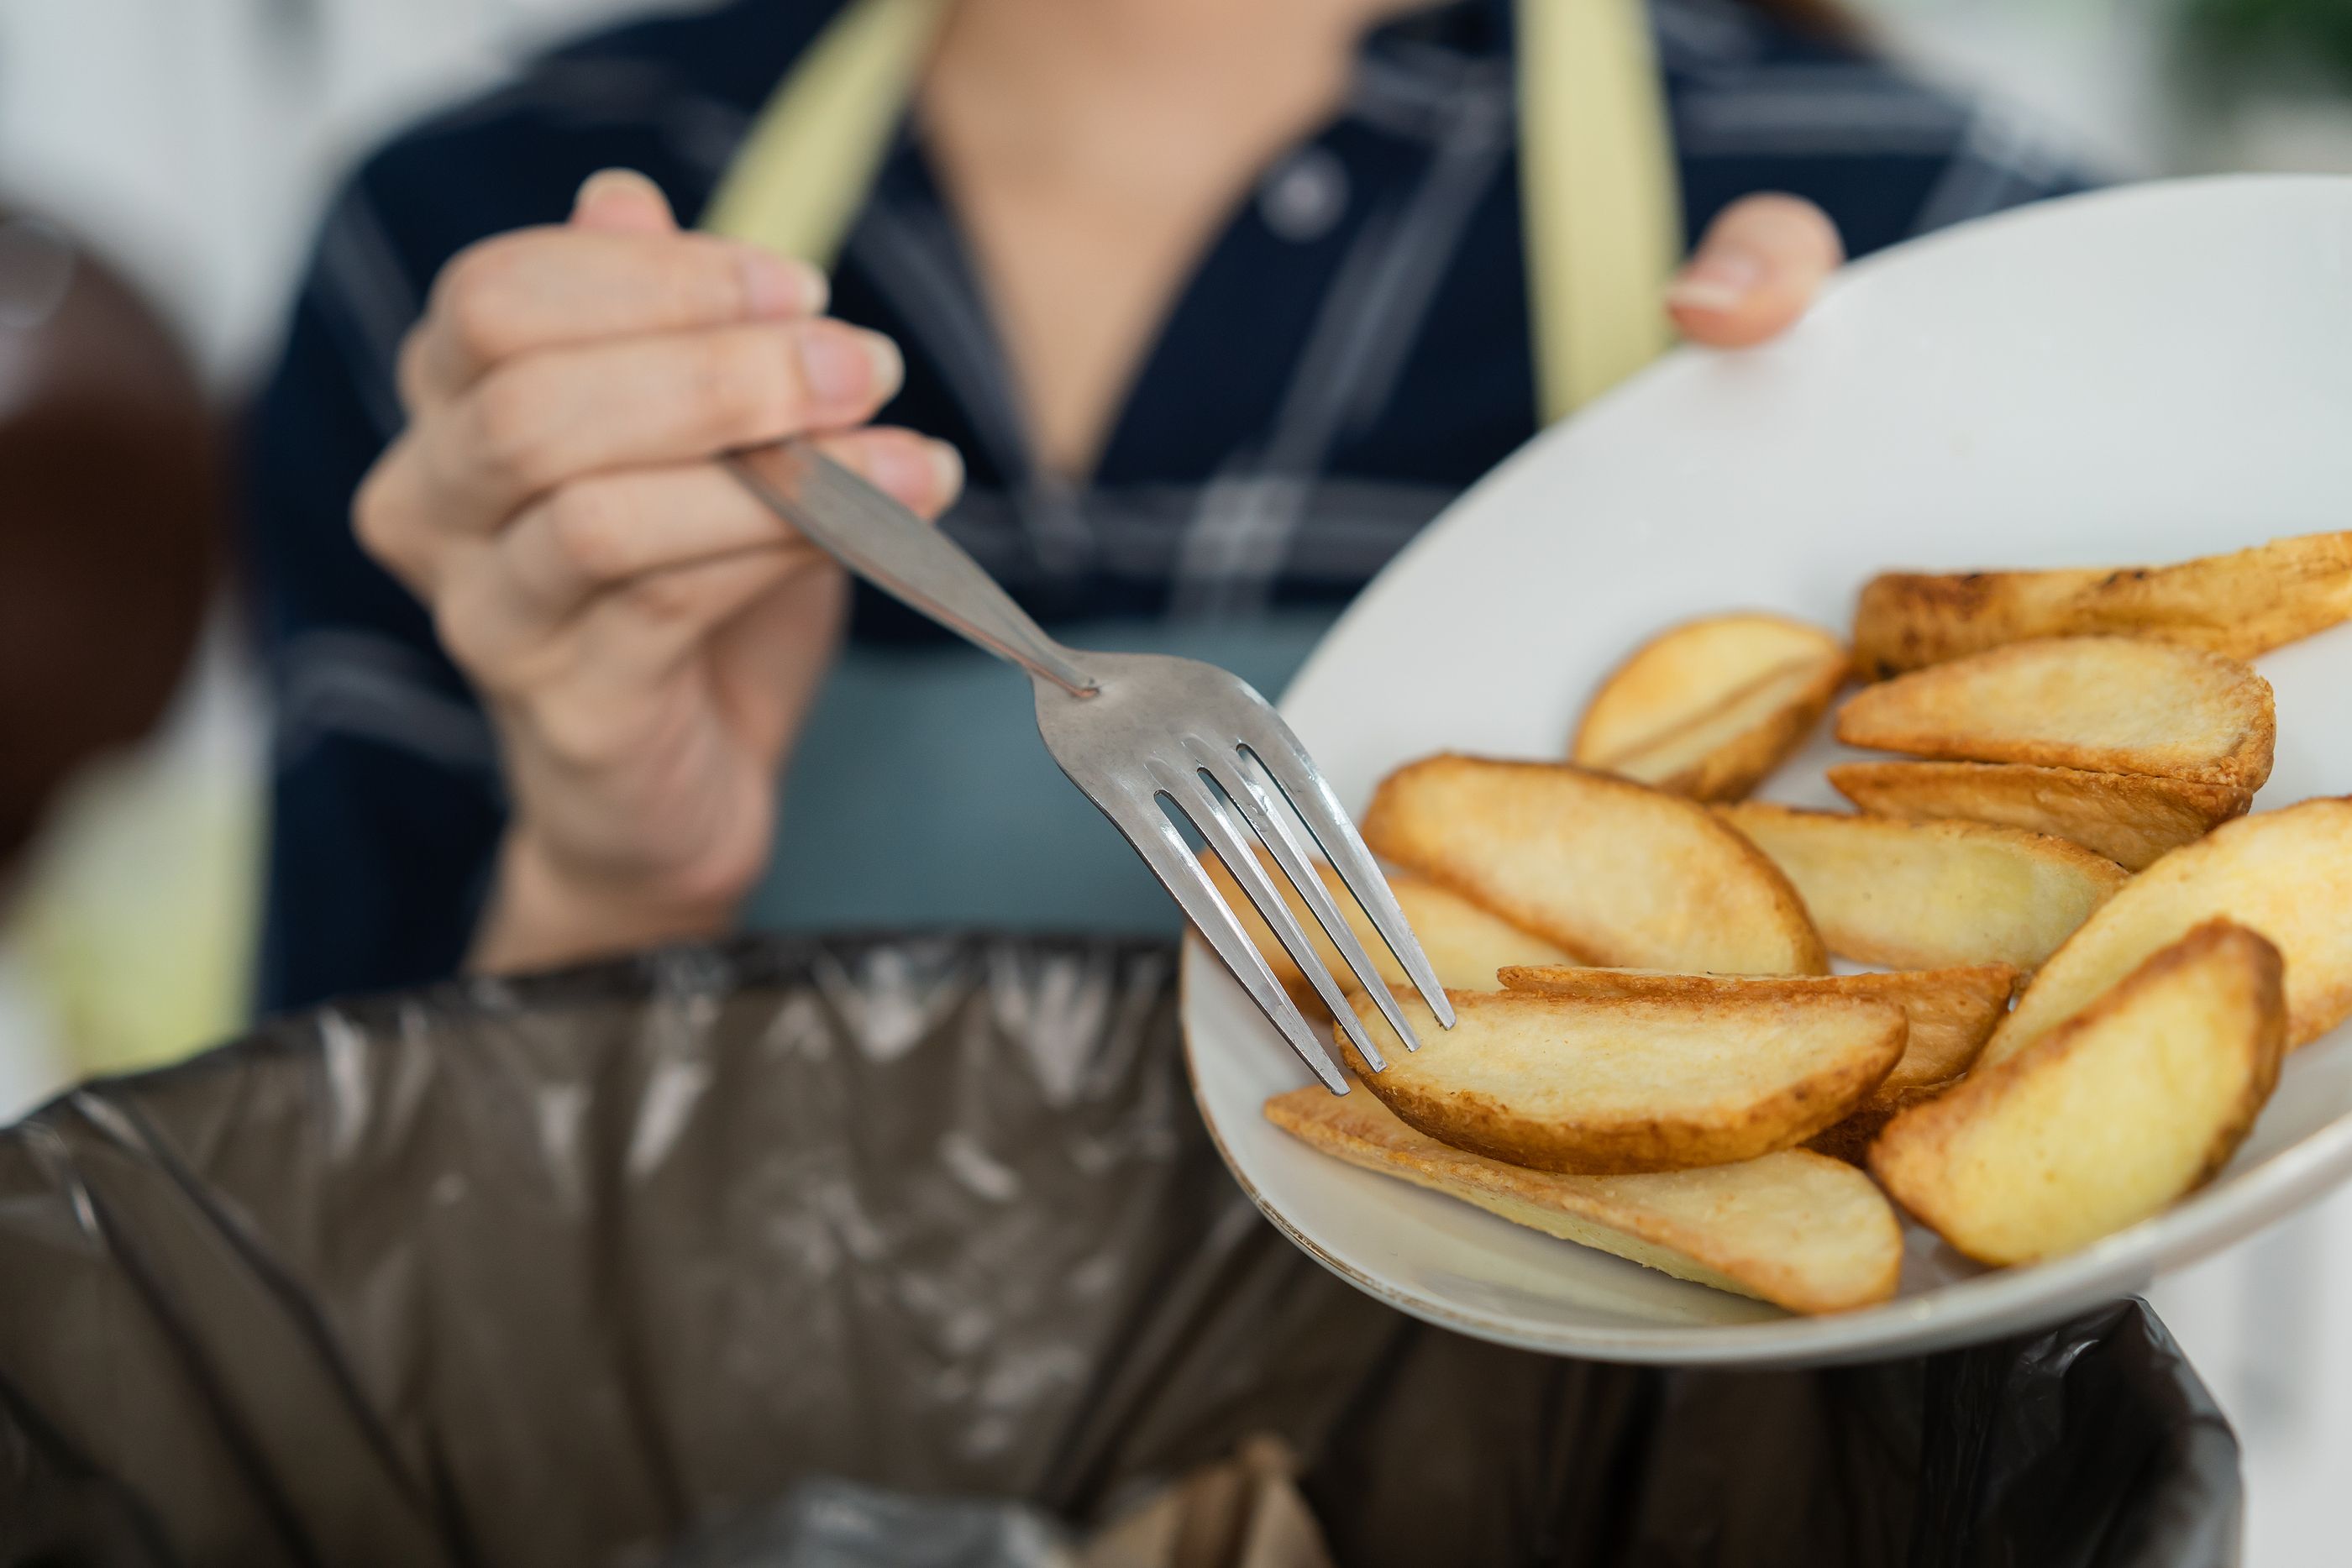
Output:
top-left (740, 249), bottom-right (827, 317)
top-left (924, 438), bottom-right (963, 500)
top-left (1667, 251), bottom-right (1764, 313)
top-left (575, 167), bottom-right (654, 211)
top-left (799, 326), bottom-right (901, 406)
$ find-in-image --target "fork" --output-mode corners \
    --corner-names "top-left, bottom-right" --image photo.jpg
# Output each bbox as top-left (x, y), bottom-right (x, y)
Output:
top-left (726, 443), bottom-right (1456, 1091)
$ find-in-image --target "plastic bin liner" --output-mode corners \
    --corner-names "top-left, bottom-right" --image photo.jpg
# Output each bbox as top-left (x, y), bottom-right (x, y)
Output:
top-left (0, 935), bottom-right (2241, 1567)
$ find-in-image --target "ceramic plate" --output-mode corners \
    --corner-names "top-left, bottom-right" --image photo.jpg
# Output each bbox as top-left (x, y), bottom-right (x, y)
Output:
top-left (1179, 176), bottom-right (2352, 1366)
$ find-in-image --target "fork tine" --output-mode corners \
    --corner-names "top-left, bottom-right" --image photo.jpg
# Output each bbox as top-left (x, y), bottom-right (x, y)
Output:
top-left (1100, 782), bottom-right (1351, 1093)
top-left (1188, 747), bottom-right (1424, 1058)
top-left (1157, 763), bottom-right (1391, 1074)
top-left (1231, 716), bottom-right (1456, 1030)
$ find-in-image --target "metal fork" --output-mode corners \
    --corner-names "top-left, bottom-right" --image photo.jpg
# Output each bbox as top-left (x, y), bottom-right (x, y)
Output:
top-left (726, 443), bottom-right (1455, 1091)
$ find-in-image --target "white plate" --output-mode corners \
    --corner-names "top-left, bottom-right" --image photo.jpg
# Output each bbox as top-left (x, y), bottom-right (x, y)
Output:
top-left (1179, 176), bottom-right (2352, 1367)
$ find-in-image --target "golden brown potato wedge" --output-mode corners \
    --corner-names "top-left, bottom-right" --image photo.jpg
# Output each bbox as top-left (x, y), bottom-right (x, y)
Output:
top-left (1202, 849), bottom-right (1579, 1015)
top-left (1343, 989), bottom-right (1904, 1175)
top-left (1495, 962), bottom-right (2016, 1088)
top-left (1265, 1084), bottom-right (1903, 1314)
top-left (1492, 966), bottom-right (1994, 1172)
top-left (1872, 921), bottom-right (2286, 1266)
top-left (1716, 804), bottom-right (2129, 972)
top-left (1983, 797), bottom-right (2352, 1068)
top-left (1851, 530), bottom-right (2352, 679)
top-left (1835, 637), bottom-right (2276, 791)
top-left (1572, 614), bottom-right (1848, 802)
top-left (1829, 760), bottom-right (2252, 873)
top-left (1362, 756), bottom-right (1827, 975)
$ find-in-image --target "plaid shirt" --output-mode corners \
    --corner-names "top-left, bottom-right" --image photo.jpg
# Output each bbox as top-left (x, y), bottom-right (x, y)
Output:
top-left (247, 0), bottom-right (2091, 1011)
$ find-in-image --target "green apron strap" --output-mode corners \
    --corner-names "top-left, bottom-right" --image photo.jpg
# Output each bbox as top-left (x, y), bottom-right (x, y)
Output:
top-left (1516, 0), bottom-right (1686, 419)
top-left (701, 0), bottom-right (948, 268)
top-left (702, 0), bottom-right (1683, 416)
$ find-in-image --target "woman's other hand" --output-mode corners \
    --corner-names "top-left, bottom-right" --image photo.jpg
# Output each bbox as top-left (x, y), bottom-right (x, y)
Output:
top-left (353, 169), bottom-right (963, 974)
top-left (1666, 193), bottom-right (1847, 349)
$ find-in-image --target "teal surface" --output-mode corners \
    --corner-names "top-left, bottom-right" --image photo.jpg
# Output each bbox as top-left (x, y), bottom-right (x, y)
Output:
top-left (746, 611), bottom-right (1343, 936)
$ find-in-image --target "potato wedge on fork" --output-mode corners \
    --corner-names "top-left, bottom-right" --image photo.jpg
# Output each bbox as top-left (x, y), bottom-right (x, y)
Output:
top-left (1364, 756), bottom-right (1827, 976)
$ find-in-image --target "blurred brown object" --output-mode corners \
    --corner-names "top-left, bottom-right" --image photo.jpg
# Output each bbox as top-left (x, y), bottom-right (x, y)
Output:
top-left (0, 208), bottom-right (219, 875)
top-left (1084, 1437), bottom-right (1333, 1568)
top-left (1748, 0), bottom-right (1864, 40)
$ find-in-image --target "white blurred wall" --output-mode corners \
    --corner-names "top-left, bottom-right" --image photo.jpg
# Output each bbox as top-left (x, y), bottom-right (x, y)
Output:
top-left (0, 3), bottom-right (2347, 1561)
top-left (0, 0), bottom-right (686, 386)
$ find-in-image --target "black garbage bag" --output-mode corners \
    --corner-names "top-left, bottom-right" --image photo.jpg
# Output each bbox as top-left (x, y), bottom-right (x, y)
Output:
top-left (0, 936), bottom-right (2240, 1568)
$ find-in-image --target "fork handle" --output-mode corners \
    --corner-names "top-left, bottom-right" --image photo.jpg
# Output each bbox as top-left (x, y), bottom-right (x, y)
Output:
top-left (726, 443), bottom-right (1099, 697)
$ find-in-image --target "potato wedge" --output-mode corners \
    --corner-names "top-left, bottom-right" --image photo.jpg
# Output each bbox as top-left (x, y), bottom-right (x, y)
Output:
top-left (1716, 804), bottom-right (2129, 972)
top-left (1573, 614), bottom-right (1847, 801)
top-left (1835, 637), bottom-right (2276, 791)
top-left (1872, 921), bottom-right (2286, 1266)
top-left (1851, 530), bottom-right (2352, 679)
top-left (1494, 963), bottom-right (2016, 1088)
top-left (1983, 797), bottom-right (2352, 1068)
top-left (1362, 756), bottom-right (1826, 975)
top-left (1343, 989), bottom-right (1904, 1175)
top-left (1266, 1085), bottom-right (1902, 1314)
top-left (1829, 760), bottom-right (2252, 873)
top-left (1202, 850), bottom-right (1579, 1014)
top-left (1497, 971), bottom-right (1981, 1167)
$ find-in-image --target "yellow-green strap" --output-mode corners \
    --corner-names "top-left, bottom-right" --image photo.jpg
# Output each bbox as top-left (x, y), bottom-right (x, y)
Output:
top-left (704, 0), bottom-right (1683, 419)
top-left (702, 0), bottom-right (948, 269)
top-left (1516, 0), bottom-right (1686, 420)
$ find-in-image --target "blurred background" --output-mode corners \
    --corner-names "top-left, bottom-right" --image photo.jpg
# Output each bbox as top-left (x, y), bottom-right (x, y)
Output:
top-left (0, 0), bottom-right (2344, 1559)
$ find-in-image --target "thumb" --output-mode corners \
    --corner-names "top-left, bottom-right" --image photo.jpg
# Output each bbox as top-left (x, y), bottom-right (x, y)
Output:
top-left (570, 168), bottom-right (679, 235)
top-left (1667, 193), bottom-right (1844, 350)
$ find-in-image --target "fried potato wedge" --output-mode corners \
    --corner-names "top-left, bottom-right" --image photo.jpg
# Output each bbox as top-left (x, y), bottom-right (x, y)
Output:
top-left (1362, 756), bottom-right (1827, 975)
top-left (1202, 850), bottom-right (1578, 1015)
top-left (1572, 614), bottom-right (1848, 801)
top-left (1835, 637), bottom-right (2276, 790)
top-left (1343, 989), bottom-right (1904, 1175)
top-left (1873, 921), bottom-right (2286, 1266)
top-left (1266, 1085), bottom-right (1902, 1314)
top-left (1489, 959), bottom-right (1988, 1171)
top-left (1716, 804), bottom-right (2129, 972)
top-left (1495, 963), bottom-right (2016, 1088)
top-left (1830, 760), bottom-right (2252, 872)
top-left (1851, 530), bottom-right (2352, 679)
top-left (1983, 797), bottom-right (2352, 1068)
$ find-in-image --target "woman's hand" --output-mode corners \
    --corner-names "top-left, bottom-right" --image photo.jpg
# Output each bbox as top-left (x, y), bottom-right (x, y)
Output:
top-left (1666, 193), bottom-right (1846, 349)
top-left (354, 169), bottom-right (963, 975)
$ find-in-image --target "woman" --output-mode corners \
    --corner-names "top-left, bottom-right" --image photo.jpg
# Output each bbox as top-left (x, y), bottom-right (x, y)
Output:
top-left (249, 0), bottom-right (2085, 1009)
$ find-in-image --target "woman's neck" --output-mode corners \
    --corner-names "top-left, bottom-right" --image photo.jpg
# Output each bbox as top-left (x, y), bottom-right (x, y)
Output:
top-left (926, 0), bottom-right (1410, 172)
top-left (920, 0), bottom-right (1428, 477)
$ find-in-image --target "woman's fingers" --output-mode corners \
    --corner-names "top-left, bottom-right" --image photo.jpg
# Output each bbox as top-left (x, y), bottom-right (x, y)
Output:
top-left (1667, 193), bottom-right (1845, 350)
top-left (496, 429), bottom-right (958, 623)
top-left (399, 184), bottom-right (827, 410)
top-left (570, 167), bottom-right (685, 237)
top-left (420, 427), bottom-right (961, 689)
top-left (805, 425), bottom-right (966, 520)
top-left (399, 315), bottom-right (906, 539)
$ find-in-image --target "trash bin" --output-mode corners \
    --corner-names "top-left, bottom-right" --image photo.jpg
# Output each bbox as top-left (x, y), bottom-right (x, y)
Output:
top-left (0, 935), bottom-right (2241, 1567)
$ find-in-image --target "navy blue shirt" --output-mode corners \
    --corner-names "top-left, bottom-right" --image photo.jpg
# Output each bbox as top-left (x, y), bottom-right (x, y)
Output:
top-left (248, 0), bottom-right (2090, 1011)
